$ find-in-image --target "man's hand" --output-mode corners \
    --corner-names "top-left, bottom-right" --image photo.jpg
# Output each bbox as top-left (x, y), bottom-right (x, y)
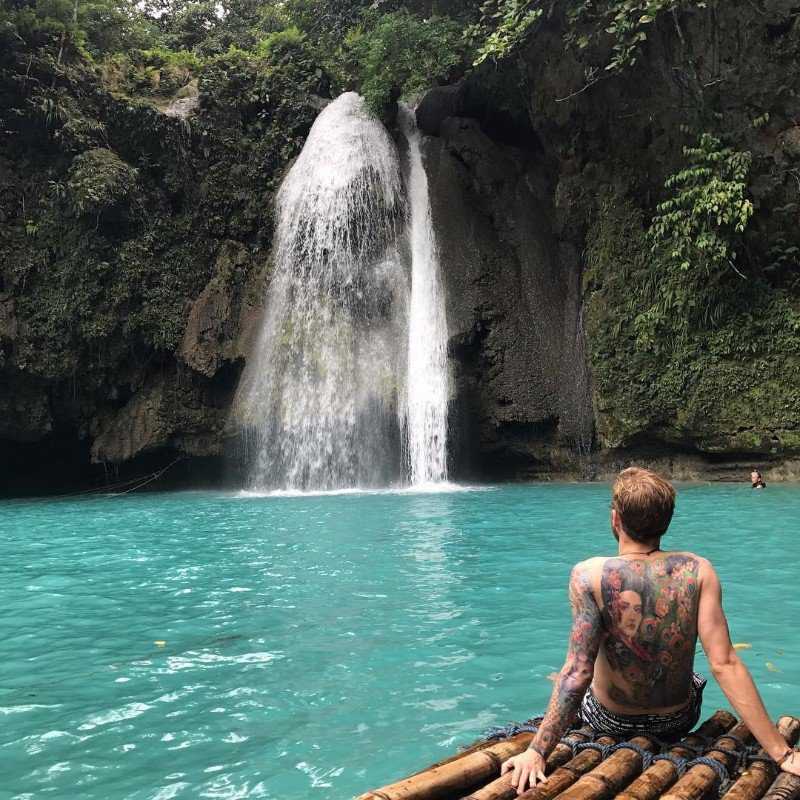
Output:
top-left (500, 749), bottom-right (547, 796)
top-left (780, 750), bottom-right (800, 777)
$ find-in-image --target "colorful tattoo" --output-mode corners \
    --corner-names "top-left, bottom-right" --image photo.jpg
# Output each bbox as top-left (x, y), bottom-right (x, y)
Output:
top-left (531, 563), bottom-right (602, 757)
top-left (600, 555), bottom-right (700, 707)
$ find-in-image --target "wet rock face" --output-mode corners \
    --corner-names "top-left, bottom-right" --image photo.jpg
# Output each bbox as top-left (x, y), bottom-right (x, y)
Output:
top-left (421, 115), bottom-right (592, 478)
top-left (179, 240), bottom-right (256, 379)
top-left (415, 0), bottom-right (800, 477)
top-left (90, 368), bottom-right (234, 464)
top-left (90, 238), bottom-right (265, 467)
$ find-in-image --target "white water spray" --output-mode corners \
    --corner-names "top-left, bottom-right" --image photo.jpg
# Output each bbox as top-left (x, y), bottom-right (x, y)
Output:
top-left (398, 103), bottom-right (450, 485)
top-left (233, 93), bottom-right (407, 491)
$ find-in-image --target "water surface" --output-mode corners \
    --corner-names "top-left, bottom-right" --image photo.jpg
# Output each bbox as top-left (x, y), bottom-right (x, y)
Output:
top-left (1, 483), bottom-right (798, 798)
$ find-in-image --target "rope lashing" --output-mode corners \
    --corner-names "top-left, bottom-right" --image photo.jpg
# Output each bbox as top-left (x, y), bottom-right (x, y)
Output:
top-left (610, 741), bottom-right (654, 769)
top-left (651, 752), bottom-right (688, 777)
top-left (678, 741), bottom-right (707, 756)
top-left (716, 733), bottom-right (749, 752)
top-left (713, 733), bottom-right (751, 771)
top-left (685, 756), bottom-right (731, 791)
top-left (482, 722), bottom-right (540, 739)
top-left (575, 741), bottom-right (614, 760)
top-left (690, 732), bottom-right (713, 749)
top-left (745, 753), bottom-right (778, 770)
top-left (560, 735), bottom-right (583, 758)
top-left (642, 734), bottom-right (671, 752)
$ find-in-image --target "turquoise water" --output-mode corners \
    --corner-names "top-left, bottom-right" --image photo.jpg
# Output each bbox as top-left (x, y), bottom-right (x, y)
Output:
top-left (1, 483), bottom-right (798, 799)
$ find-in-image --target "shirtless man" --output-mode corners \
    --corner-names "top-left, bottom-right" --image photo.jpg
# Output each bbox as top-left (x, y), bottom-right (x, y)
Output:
top-left (502, 467), bottom-right (800, 795)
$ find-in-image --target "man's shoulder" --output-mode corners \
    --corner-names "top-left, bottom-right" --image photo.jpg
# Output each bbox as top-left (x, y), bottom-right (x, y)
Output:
top-left (570, 557), bottom-right (608, 590)
top-left (571, 556), bottom-right (607, 575)
top-left (663, 551), bottom-right (711, 571)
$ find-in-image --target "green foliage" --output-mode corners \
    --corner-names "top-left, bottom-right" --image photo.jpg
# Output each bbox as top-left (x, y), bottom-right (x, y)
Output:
top-left (465, 0), bottom-right (705, 76)
top-left (283, 0), bottom-right (364, 45)
top-left (0, 0), bottom-right (323, 388)
top-left (155, 0), bottom-right (286, 56)
top-left (156, 0), bottom-right (219, 51)
top-left (343, 11), bottom-right (464, 115)
top-left (566, 0), bottom-right (704, 75)
top-left (257, 25), bottom-right (317, 73)
top-left (464, 0), bottom-right (541, 66)
top-left (100, 47), bottom-right (201, 98)
top-left (0, 0), bottom-right (158, 61)
top-left (641, 133), bottom-right (754, 342)
top-left (585, 190), bottom-right (800, 452)
top-left (67, 147), bottom-right (139, 215)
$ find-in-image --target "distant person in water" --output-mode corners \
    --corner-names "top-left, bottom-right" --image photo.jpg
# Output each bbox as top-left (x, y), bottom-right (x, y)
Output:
top-left (751, 469), bottom-right (767, 489)
top-left (502, 467), bottom-right (799, 795)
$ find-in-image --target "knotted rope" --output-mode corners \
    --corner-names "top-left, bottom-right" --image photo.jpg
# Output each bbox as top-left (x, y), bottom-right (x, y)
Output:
top-left (611, 741), bottom-right (654, 769)
top-left (651, 752), bottom-right (688, 778)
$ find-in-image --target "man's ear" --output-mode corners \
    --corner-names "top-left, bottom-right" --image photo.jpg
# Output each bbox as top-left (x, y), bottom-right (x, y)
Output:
top-left (611, 508), bottom-right (621, 536)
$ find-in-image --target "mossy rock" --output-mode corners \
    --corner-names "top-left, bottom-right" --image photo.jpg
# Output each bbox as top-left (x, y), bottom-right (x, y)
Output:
top-left (67, 148), bottom-right (139, 216)
top-left (586, 190), bottom-right (800, 454)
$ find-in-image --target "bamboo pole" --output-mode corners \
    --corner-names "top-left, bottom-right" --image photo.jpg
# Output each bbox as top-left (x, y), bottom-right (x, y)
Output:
top-left (532, 735), bottom-right (658, 800)
top-left (354, 731), bottom-right (544, 800)
top-left (725, 718), bottom-right (800, 800)
top-left (659, 721), bottom-right (755, 800)
top-left (762, 773), bottom-right (800, 800)
top-left (762, 768), bottom-right (800, 800)
top-left (464, 732), bottom-right (616, 800)
top-left (414, 738), bottom-right (504, 774)
top-left (615, 711), bottom-right (737, 800)
top-left (355, 716), bottom-right (587, 800)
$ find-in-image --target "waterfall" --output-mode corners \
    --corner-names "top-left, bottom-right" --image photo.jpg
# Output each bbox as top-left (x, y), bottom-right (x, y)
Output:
top-left (234, 93), bottom-right (450, 492)
top-left (233, 93), bottom-right (407, 491)
top-left (398, 103), bottom-right (450, 486)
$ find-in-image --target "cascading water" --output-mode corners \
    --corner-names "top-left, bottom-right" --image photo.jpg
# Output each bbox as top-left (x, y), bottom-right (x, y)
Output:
top-left (235, 93), bottom-right (450, 492)
top-left (398, 103), bottom-right (450, 486)
top-left (233, 92), bottom-right (407, 491)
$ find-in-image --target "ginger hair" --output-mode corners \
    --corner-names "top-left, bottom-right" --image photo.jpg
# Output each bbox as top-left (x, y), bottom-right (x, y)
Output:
top-left (612, 467), bottom-right (676, 543)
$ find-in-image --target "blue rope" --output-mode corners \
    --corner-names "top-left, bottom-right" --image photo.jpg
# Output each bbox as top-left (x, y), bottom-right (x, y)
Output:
top-left (686, 756), bottom-right (730, 789)
top-left (644, 734), bottom-right (671, 753)
top-left (611, 741), bottom-right (654, 769)
top-left (716, 734), bottom-right (749, 752)
top-left (576, 741), bottom-right (613, 760)
top-left (481, 722), bottom-right (539, 740)
top-left (689, 732), bottom-right (712, 749)
top-left (714, 734), bottom-right (751, 771)
top-left (679, 741), bottom-right (707, 756)
top-left (746, 753), bottom-right (778, 769)
top-left (560, 736), bottom-right (582, 758)
top-left (651, 752), bottom-right (687, 778)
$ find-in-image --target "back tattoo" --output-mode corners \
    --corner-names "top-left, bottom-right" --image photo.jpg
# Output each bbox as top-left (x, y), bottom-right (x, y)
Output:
top-left (600, 555), bottom-right (700, 707)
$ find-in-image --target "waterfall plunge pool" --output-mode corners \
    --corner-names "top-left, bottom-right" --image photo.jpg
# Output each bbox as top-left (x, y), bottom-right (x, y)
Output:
top-left (2, 483), bottom-right (798, 798)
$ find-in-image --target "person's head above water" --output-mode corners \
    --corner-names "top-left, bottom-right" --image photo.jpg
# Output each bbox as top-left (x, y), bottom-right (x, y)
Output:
top-left (751, 469), bottom-right (762, 481)
top-left (611, 466), bottom-right (676, 544)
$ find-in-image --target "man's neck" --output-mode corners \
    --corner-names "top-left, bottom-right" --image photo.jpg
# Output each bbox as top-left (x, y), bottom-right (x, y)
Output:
top-left (617, 532), bottom-right (661, 556)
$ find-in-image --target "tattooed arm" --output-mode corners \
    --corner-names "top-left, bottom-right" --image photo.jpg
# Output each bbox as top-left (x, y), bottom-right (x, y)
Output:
top-left (533, 562), bottom-right (603, 756)
top-left (501, 561), bottom-right (603, 796)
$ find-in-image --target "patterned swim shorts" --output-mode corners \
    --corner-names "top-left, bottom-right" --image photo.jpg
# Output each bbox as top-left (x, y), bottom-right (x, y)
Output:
top-left (579, 672), bottom-right (707, 741)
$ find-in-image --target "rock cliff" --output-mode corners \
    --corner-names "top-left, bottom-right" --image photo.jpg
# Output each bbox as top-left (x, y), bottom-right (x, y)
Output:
top-left (2, 0), bottom-right (799, 492)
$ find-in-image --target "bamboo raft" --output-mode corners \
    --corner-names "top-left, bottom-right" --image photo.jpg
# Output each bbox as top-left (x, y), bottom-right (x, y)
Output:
top-left (355, 711), bottom-right (800, 800)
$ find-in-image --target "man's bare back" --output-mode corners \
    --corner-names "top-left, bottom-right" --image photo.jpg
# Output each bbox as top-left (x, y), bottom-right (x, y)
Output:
top-left (502, 468), bottom-right (800, 797)
top-left (583, 552), bottom-right (702, 713)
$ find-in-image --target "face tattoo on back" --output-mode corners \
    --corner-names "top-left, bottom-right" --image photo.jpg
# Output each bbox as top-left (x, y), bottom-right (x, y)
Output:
top-left (600, 555), bottom-right (700, 707)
